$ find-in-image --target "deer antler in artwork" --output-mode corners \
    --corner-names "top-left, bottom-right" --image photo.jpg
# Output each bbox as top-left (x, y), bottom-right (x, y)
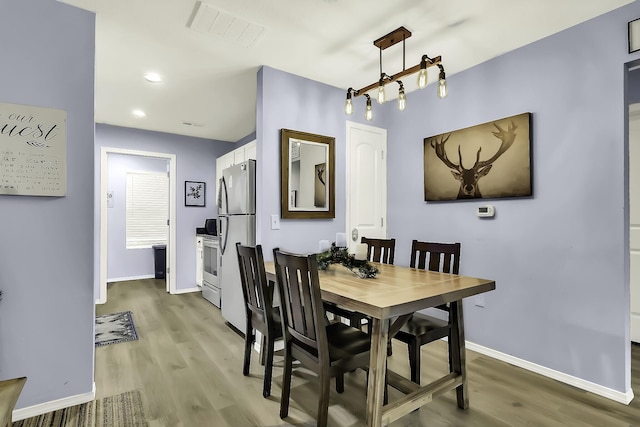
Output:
top-left (474, 121), bottom-right (518, 169)
top-left (429, 120), bottom-right (518, 199)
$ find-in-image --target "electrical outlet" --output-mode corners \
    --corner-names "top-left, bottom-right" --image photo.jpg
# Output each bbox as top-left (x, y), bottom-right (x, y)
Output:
top-left (270, 214), bottom-right (280, 230)
top-left (475, 294), bottom-right (485, 308)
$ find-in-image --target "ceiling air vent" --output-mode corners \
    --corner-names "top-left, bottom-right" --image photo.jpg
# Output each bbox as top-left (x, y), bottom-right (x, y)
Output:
top-left (187, 1), bottom-right (265, 48)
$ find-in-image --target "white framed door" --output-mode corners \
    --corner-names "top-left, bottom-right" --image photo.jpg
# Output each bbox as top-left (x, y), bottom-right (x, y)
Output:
top-left (346, 121), bottom-right (387, 252)
top-left (630, 103), bottom-right (640, 343)
top-left (99, 147), bottom-right (177, 304)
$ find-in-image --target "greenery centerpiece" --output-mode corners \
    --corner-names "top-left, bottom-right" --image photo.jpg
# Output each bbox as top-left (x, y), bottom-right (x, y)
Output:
top-left (316, 242), bottom-right (378, 279)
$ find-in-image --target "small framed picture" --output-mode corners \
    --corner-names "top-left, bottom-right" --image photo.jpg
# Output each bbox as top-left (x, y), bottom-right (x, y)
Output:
top-left (630, 18), bottom-right (640, 54)
top-left (185, 181), bottom-right (205, 207)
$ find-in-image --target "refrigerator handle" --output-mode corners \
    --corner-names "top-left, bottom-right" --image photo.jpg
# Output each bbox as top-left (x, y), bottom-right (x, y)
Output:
top-left (221, 216), bottom-right (229, 255)
top-left (221, 176), bottom-right (229, 214)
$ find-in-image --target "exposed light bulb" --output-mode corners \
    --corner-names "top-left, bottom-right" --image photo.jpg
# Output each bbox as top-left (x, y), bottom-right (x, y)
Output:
top-left (417, 68), bottom-right (428, 89)
top-left (345, 98), bottom-right (353, 115)
top-left (438, 79), bottom-right (448, 99)
top-left (377, 84), bottom-right (385, 104)
top-left (398, 90), bottom-right (406, 111)
top-left (437, 65), bottom-right (448, 99)
top-left (132, 109), bottom-right (146, 118)
top-left (365, 96), bottom-right (373, 121)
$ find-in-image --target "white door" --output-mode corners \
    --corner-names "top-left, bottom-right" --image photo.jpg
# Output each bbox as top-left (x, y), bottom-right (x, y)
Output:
top-left (630, 103), bottom-right (640, 344)
top-left (346, 121), bottom-right (387, 252)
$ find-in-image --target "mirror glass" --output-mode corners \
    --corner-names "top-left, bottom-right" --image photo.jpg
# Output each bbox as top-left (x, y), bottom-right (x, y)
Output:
top-left (281, 129), bottom-right (335, 219)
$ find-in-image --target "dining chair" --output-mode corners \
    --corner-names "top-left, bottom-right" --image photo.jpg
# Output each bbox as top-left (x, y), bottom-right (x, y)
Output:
top-left (0, 376), bottom-right (27, 427)
top-left (361, 237), bottom-right (396, 264)
top-left (236, 243), bottom-right (283, 398)
top-left (272, 248), bottom-right (371, 427)
top-left (392, 240), bottom-right (461, 384)
top-left (324, 237), bottom-right (396, 330)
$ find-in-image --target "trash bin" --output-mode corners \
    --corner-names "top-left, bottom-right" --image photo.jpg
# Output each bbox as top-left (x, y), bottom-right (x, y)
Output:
top-left (152, 245), bottom-right (166, 280)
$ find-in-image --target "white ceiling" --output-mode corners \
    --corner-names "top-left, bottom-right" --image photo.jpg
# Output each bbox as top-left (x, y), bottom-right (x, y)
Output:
top-left (59, 0), bottom-right (633, 142)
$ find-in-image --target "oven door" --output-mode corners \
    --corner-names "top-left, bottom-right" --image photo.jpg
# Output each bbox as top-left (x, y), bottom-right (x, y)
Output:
top-left (203, 238), bottom-right (220, 287)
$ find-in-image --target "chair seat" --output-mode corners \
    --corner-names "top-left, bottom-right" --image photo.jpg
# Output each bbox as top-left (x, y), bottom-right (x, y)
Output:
top-left (293, 322), bottom-right (370, 363)
top-left (395, 313), bottom-right (449, 342)
top-left (326, 322), bottom-right (370, 360)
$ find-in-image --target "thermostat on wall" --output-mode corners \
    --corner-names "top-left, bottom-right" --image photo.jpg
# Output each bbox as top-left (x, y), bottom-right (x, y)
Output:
top-left (477, 205), bottom-right (495, 218)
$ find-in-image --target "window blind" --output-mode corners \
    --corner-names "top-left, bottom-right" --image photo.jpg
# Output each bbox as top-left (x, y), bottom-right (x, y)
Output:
top-left (126, 171), bottom-right (168, 248)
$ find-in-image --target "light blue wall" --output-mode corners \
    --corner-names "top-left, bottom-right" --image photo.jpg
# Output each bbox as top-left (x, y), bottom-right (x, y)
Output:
top-left (374, 1), bottom-right (640, 393)
top-left (236, 132), bottom-right (257, 145)
top-left (255, 1), bottom-right (640, 396)
top-left (107, 154), bottom-right (168, 281)
top-left (94, 124), bottom-right (234, 293)
top-left (256, 66), bottom-right (353, 258)
top-left (0, 0), bottom-right (95, 408)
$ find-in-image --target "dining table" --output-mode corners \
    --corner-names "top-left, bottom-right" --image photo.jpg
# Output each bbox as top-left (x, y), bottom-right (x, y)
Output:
top-left (264, 260), bottom-right (495, 427)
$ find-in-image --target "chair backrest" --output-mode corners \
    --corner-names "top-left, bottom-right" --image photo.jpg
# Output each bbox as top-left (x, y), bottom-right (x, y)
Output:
top-left (236, 243), bottom-right (273, 327)
top-left (272, 248), bottom-right (328, 359)
top-left (361, 237), bottom-right (396, 265)
top-left (409, 240), bottom-right (460, 274)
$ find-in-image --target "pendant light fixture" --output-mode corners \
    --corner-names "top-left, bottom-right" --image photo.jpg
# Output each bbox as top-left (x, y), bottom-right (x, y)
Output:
top-left (344, 26), bottom-right (447, 120)
top-left (397, 81), bottom-right (406, 111)
top-left (364, 94), bottom-right (373, 121)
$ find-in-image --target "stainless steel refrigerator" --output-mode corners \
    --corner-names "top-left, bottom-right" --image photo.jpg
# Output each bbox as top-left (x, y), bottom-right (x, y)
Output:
top-left (218, 159), bottom-right (256, 332)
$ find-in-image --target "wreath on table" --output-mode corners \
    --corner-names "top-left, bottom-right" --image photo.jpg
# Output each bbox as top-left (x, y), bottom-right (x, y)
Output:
top-left (316, 243), bottom-right (379, 279)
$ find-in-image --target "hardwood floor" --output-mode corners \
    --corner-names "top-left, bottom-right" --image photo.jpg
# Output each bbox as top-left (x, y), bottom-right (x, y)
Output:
top-left (95, 279), bottom-right (640, 426)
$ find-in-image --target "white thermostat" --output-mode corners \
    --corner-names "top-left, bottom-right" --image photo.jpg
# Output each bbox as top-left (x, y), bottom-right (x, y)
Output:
top-left (477, 205), bottom-right (495, 218)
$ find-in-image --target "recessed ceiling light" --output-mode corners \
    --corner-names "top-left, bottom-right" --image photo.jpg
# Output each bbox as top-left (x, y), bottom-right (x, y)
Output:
top-left (132, 109), bottom-right (146, 118)
top-left (144, 72), bottom-right (162, 83)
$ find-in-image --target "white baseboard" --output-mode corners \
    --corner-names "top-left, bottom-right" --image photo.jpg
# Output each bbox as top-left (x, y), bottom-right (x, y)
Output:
top-left (466, 341), bottom-right (635, 405)
top-left (13, 382), bottom-right (95, 421)
top-left (172, 286), bottom-right (200, 295)
top-left (107, 274), bottom-right (155, 282)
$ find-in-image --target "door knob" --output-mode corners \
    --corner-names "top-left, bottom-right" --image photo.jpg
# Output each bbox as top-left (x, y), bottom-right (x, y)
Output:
top-left (351, 228), bottom-right (358, 241)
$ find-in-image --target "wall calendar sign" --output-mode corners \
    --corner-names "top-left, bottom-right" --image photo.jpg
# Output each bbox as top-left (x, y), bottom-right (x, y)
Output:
top-left (0, 102), bottom-right (67, 197)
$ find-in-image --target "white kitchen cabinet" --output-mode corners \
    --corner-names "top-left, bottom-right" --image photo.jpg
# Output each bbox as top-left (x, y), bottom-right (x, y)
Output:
top-left (215, 140), bottom-right (256, 202)
top-left (234, 147), bottom-right (246, 164)
top-left (245, 140), bottom-right (257, 160)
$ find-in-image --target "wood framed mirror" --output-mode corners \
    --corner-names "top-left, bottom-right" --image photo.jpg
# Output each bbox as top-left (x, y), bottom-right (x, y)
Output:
top-left (281, 129), bottom-right (335, 219)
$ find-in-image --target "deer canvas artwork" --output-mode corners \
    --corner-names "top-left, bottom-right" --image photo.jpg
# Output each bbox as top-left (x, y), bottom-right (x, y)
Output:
top-left (423, 112), bottom-right (531, 201)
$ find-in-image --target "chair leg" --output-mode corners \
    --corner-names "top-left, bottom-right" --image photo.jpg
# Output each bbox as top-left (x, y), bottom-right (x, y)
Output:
top-left (336, 373), bottom-right (344, 393)
top-left (260, 333), bottom-right (268, 366)
top-left (408, 340), bottom-right (421, 385)
top-left (243, 326), bottom-right (253, 376)
top-left (280, 348), bottom-right (293, 419)
top-left (263, 333), bottom-right (275, 398)
top-left (317, 373), bottom-right (331, 427)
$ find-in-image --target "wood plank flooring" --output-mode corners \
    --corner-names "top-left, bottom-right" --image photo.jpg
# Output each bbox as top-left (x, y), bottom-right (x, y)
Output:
top-left (95, 279), bottom-right (640, 426)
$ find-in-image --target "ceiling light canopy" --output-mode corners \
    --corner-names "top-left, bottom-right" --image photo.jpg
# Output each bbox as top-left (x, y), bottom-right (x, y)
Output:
top-left (345, 26), bottom-right (447, 120)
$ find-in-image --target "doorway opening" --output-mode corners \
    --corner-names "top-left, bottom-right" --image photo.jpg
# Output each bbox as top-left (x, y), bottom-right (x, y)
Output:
top-left (98, 147), bottom-right (177, 304)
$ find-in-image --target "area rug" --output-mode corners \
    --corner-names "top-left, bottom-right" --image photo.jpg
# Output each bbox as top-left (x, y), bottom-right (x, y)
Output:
top-left (13, 390), bottom-right (148, 427)
top-left (95, 311), bottom-right (138, 347)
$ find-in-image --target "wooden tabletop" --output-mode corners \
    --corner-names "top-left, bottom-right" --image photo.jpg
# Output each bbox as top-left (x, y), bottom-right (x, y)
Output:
top-left (264, 262), bottom-right (495, 319)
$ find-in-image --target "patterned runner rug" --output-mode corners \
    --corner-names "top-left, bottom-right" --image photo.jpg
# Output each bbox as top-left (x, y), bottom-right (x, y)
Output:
top-left (13, 390), bottom-right (148, 427)
top-left (95, 311), bottom-right (138, 347)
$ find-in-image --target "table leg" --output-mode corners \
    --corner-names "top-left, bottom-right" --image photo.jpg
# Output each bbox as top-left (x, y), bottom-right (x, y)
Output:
top-left (366, 317), bottom-right (388, 427)
top-left (449, 300), bottom-right (469, 409)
